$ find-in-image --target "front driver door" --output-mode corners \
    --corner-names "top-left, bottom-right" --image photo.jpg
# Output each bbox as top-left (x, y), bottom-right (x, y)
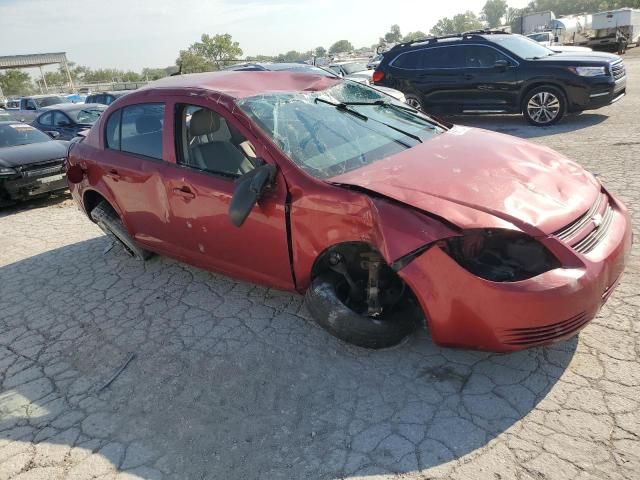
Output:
top-left (162, 99), bottom-right (294, 290)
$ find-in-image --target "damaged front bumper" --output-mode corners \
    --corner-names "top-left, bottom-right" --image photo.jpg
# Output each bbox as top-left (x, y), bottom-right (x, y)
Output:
top-left (0, 161), bottom-right (67, 202)
top-left (396, 195), bottom-right (632, 352)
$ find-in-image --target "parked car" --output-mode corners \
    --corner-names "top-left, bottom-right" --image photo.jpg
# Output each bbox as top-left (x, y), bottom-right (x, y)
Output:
top-left (373, 31), bottom-right (626, 125)
top-left (32, 103), bottom-right (106, 140)
top-left (85, 91), bottom-right (130, 106)
top-left (227, 61), bottom-right (407, 102)
top-left (367, 54), bottom-right (384, 69)
top-left (0, 121), bottom-right (69, 205)
top-left (8, 95), bottom-right (71, 123)
top-left (4, 99), bottom-right (20, 110)
top-left (525, 31), bottom-right (593, 52)
top-left (65, 72), bottom-right (631, 352)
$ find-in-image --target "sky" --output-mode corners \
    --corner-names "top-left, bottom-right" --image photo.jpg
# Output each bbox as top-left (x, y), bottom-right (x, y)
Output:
top-left (0, 0), bottom-right (530, 72)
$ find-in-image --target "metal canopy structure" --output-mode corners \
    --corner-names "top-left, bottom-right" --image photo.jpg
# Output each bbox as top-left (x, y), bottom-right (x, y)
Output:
top-left (0, 52), bottom-right (75, 92)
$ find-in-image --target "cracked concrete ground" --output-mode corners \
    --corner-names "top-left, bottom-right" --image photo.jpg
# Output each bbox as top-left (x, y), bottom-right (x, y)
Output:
top-left (1, 51), bottom-right (639, 480)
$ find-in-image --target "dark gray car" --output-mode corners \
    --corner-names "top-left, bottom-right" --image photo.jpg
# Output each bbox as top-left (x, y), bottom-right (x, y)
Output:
top-left (0, 121), bottom-right (69, 205)
top-left (32, 103), bottom-right (106, 140)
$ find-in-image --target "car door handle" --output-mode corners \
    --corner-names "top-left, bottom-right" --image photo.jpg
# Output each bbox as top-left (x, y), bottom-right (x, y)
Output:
top-left (173, 186), bottom-right (195, 198)
top-left (464, 74), bottom-right (475, 80)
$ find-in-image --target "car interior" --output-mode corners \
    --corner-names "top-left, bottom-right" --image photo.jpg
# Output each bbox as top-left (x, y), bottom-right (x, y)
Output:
top-left (179, 106), bottom-right (256, 177)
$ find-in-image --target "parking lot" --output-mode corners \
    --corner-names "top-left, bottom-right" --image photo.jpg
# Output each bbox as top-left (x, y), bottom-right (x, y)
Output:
top-left (1, 49), bottom-right (639, 480)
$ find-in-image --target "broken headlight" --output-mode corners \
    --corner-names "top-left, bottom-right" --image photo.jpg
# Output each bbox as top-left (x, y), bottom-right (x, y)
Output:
top-left (443, 229), bottom-right (560, 282)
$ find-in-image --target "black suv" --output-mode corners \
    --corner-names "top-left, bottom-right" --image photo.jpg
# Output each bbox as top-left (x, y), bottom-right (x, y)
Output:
top-left (373, 31), bottom-right (626, 126)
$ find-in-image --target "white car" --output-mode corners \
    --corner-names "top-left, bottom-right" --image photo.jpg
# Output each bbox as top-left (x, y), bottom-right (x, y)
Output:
top-left (526, 32), bottom-right (593, 52)
top-left (327, 61), bottom-right (406, 103)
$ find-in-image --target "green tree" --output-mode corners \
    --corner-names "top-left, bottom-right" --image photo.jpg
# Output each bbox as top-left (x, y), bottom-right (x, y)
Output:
top-left (193, 33), bottom-right (243, 70)
top-left (431, 11), bottom-right (484, 36)
top-left (141, 68), bottom-right (169, 81)
top-left (275, 50), bottom-right (310, 62)
top-left (0, 70), bottom-right (33, 96)
top-left (328, 39), bottom-right (354, 55)
top-left (380, 24), bottom-right (402, 44)
top-left (314, 46), bottom-right (327, 57)
top-left (176, 48), bottom-right (213, 73)
top-left (402, 31), bottom-right (428, 42)
top-left (482, 0), bottom-right (508, 27)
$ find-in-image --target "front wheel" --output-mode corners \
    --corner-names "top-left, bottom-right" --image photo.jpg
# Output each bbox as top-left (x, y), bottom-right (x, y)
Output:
top-left (522, 86), bottom-right (566, 126)
top-left (305, 274), bottom-right (418, 349)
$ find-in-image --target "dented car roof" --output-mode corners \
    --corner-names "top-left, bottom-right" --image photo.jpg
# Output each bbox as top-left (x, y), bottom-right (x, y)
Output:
top-left (140, 71), bottom-right (342, 99)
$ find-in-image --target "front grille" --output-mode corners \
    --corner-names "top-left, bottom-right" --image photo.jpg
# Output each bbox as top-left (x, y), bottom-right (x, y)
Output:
top-left (499, 312), bottom-right (589, 346)
top-left (553, 192), bottom-right (614, 255)
top-left (611, 60), bottom-right (626, 81)
top-left (21, 159), bottom-right (65, 177)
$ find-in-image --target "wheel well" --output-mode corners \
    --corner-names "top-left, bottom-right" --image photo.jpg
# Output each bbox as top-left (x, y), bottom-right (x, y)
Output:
top-left (82, 190), bottom-right (109, 217)
top-left (520, 82), bottom-right (568, 112)
top-left (310, 242), bottom-right (424, 321)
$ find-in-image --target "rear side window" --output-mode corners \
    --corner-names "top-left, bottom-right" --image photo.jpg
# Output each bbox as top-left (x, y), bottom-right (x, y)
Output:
top-left (104, 103), bottom-right (165, 159)
top-left (38, 112), bottom-right (53, 126)
top-left (392, 46), bottom-right (464, 69)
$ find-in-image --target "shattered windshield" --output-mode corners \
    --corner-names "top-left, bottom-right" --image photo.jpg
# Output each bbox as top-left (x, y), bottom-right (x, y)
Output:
top-left (237, 82), bottom-right (444, 179)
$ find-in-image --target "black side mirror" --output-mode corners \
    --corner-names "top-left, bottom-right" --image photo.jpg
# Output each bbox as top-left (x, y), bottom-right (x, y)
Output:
top-left (494, 59), bottom-right (509, 69)
top-left (229, 163), bottom-right (276, 227)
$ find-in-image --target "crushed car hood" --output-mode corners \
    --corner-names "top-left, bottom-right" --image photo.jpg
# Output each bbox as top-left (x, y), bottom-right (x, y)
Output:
top-left (0, 141), bottom-right (68, 168)
top-left (330, 126), bottom-right (600, 235)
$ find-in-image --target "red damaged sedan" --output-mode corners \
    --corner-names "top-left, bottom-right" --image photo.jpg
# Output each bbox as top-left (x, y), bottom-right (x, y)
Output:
top-left (66, 72), bottom-right (632, 352)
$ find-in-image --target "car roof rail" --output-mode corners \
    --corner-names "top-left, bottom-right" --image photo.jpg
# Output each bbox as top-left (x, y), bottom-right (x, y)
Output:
top-left (390, 29), bottom-right (511, 50)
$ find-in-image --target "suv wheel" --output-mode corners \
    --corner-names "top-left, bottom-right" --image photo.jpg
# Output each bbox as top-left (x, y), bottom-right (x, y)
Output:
top-left (523, 86), bottom-right (566, 126)
top-left (404, 94), bottom-right (424, 111)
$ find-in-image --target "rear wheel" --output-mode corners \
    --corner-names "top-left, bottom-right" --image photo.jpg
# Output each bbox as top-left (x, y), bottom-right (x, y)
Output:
top-left (90, 201), bottom-right (153, 261)
top-left (404, 94), bottom-right (424, 111)
top-left (523, 86), bottom-right (566, 126)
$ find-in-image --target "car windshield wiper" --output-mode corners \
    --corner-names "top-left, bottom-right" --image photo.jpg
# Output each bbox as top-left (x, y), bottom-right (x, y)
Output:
top-left (314, 97), bottom-right (368, 120)
top-left (315, 97), bottom-right (423, 144)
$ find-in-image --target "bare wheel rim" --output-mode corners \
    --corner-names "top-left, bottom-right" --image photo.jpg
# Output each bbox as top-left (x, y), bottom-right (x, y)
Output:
top-left (527, 91), bottom-right (560, 124)
top-left (406, 97), bottom-right (422, 109)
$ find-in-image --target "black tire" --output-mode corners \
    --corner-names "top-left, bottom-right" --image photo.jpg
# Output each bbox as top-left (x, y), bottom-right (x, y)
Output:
top-left (522, 86), bottom-right (566, 126)
top-left (305, 275), bottom-right (417, 349)
top-left (90, 200), bottom-right (153, 261)
top-left (404, 93), bottom-right (424, 111)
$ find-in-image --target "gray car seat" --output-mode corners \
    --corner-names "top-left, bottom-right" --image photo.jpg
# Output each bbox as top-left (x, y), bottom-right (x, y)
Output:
top-left (188, 109), bottom-right (253, 176)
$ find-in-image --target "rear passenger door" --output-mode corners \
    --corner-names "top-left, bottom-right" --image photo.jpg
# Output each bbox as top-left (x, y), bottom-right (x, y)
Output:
top-left (390, 45), bottom-right (466, 113)
top-left (100, 103), bottom-right (174, 252)
top-left (459, 45), bottom-right (518, 112)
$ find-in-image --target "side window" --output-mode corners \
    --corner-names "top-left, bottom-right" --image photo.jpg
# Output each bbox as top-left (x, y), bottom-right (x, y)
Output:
top-left (176, 104), bottom-right (257, 178)
top-left (25, 99), bottom-right (37, 110)
top-left (120, 103), bottom-right (165, 159)
top-left (464, 46), bottom-right (508, 68)
top-left (393, 46), bottom-right (464, 69)
top-left (38, 112), bottom-right (53, 126)
top-left (105, 110), bottom-right (121, 149)
top-left (104, 95), bottom-right (115, 105)
top-left (53, 112), bottom-right (71, 126)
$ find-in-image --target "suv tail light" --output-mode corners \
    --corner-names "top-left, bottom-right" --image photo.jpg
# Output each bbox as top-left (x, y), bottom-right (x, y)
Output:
top-left (372, 70), bottom-right (385, 84)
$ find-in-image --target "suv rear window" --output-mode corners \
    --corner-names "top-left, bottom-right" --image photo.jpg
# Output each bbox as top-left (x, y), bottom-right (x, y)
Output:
top-left (392, 46), bottom-right (464, 69)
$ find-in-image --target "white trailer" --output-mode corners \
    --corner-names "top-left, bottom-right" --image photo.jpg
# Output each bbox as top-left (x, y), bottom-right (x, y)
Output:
top-left (518, 11), bottom-right (556, 35)
top-left (588, 8), bottom-right (640, 51)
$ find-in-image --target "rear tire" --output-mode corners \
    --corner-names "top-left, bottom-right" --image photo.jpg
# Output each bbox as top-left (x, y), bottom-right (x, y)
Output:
top-left (305, 274), bottom-right (417, 349)
top-left (522, 86), bottom-right (566, 126)
top-left (90, 201), bottom-right (153, 261)
top-left (404, 94), bottom-right (424, 111)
